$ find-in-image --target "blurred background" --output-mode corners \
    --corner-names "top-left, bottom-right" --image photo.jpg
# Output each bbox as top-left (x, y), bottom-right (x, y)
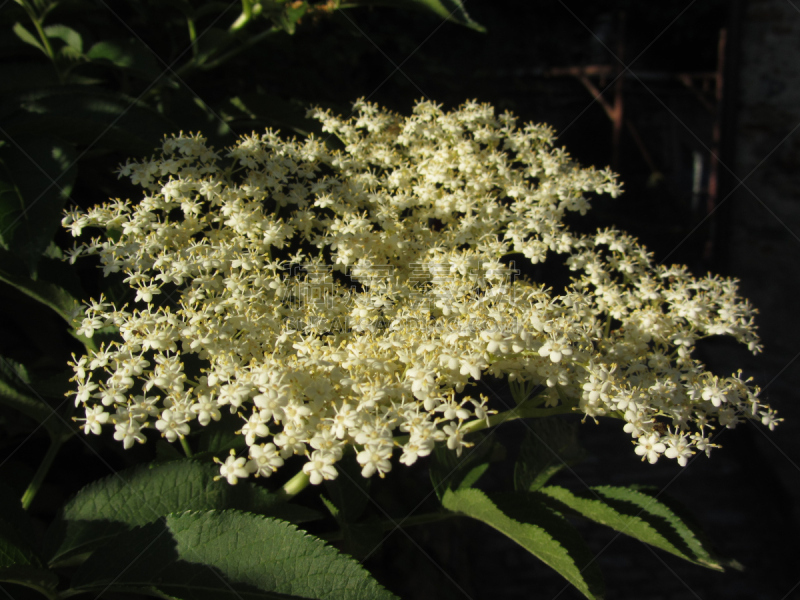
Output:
top-left (1, 1), bottom-right (798, 598)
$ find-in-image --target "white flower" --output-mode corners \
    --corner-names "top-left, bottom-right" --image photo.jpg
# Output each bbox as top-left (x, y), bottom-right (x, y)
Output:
top-left (215, 451), bottom-right (250, 485)
top-left (302, 450), bottom-right (338, 485)
top-left (63, 99), bottom-right (771, 482)
top-left (113, 419), bottom-right (146, 450)
top-left (79, 405), bottom-right (110, 435)
top-left (634, 433), bottom-right (666, 464)
top-left (247, 443), bottom-right (284, 477)
top-left (356, 444), bottom-right (393, 478)
top-left (155, 409), bottom-right (190, 442)
top-left (664, 434), bottom-right (693, 467)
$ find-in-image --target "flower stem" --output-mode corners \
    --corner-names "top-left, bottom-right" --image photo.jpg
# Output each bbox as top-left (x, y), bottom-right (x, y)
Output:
top-left (180, 436), bottom-right (193, 458)
top-left (461, 393), bottom-right (578, 436)
top-left (277, 469), bottom-right (310, 501)
top-left (21, 436), bottom-right (64, 510)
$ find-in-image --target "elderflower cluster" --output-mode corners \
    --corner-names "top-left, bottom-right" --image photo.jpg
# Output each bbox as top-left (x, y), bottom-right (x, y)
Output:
top-left (63, 99), bottom-right (778, 484)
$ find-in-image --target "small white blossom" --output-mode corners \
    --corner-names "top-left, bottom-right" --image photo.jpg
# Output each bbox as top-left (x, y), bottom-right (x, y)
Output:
top-left (63, 99), bottom-right (772, 482)
top-left (215, 450), bottom-right (250, 485)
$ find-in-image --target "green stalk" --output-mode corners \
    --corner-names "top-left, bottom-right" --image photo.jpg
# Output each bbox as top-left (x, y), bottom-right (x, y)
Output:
top-left (21, 436), bottom-right (64, 509)
top-left (461, 393), bottom-right (578, 436)
top-left (178, 25), bottom-right (281, 77)
top-left (180, 436), bottom-right (193, 457)
top-left (277, 469), bottom-right (310, 500)
top-left (20, 2), bottom-right (61, 83)
top-left (186, 16), bottom-right (198, 59)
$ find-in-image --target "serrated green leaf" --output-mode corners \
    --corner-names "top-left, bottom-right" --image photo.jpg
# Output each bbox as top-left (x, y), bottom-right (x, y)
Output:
top-left (540, 485), bottom-right (723, 571)
top-left (442, 488), bottom-right (604, 599)
top-left (72, 510), bottom-right (399, 600)
top-left (457, 462), bottom-right (488, 490)
top-left (12, 23), bottom-right (45, 54)
top-left (429, 431), bottom-right (497, 499)
top-left (45, 460), bottom-right (322, 567)
top-left (0, 136), bottom-right (76, 274)
top-left (514, 417), bottom-right (585, 492)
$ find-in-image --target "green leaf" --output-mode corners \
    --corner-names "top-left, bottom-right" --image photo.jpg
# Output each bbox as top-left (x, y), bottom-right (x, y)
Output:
top-left (12, 23), bottom-right (45, 54)
top-left (0, 481), bottom-right (36, 545)
top-left (86, 39), bottom-right (161, 79)
top-left (277, 3), bottom-right (308, 35)
top-left (0, 483), bottom-right (51, 591)
top-left (0, 526), bottom-right (40, 570)
top-left (442, 488), bottom-right (604, 599)
top-left (45, 460), bottom-right (322, 567)
top-left (44, 24), bottom-right (83, 58)
top-left (429, 431), bottom-right (496, 499)
top-left (540, 485), bottom-right (723, 571)
top-left (0, 247), bottom-right (82, 325)
top-left (514, 417), bottom-right (585, 492)
top-left (0, 566), bottom-right (59, 597)
top-left (0, 486), bottom-right (41, 569)
top-left (323, 453), bottom-right (370, 523)
top-left (1, 87), bottom-right (174, 157)
top-left (322, 455), bottom-right (382, 560)
top-left (72, 510), bottom-right (399, 600)
top-left (0, 355), bottom-right (52, 425)
top-left (0, 136), bottom-right (77, 274)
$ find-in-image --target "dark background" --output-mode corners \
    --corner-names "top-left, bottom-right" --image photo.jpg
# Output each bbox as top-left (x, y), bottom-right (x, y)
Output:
top-left (2, 1), bottom-right (798, 598)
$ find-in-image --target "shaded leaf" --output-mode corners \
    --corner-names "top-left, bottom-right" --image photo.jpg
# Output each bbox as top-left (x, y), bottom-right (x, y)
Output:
top-left (278, 3), bottom-right (308, 35)
top-left (0, 354), bottom-right (56, 426)
top-left (86, 39), bottom-right (161, 79)
top-left (0, 566), bottom-right (59, 596)
top-left (0, 247), bottom-right (82, 325)
top-left (44, 24), bottom-right (83, 55)
top-left (442, 488), bottom-right (604, 599)
top-left (0, 136), bottom-right (77, 274)
top-left (540, 485), bottom-right (723, 570)
top-left (322, 455), bottom-right (382, 561)
top-left (0, 486), bottom-right (42, 570)
top-left (12, 23), bottom-right (45, 54)
top-left (2, 87), bottom-right (174, 157)
top-left (514, 417), bottom-right (584, 492)
top-left (45, 460), bottom-right (322, 567)
top-left (0, 483), bottom-right (50, 585)
top-left (324, 453), bottom-right (371, 523)
top-left (72, 510), bottom-right (399, 600)
top-left (429, 431), bottom-right (496, 499)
